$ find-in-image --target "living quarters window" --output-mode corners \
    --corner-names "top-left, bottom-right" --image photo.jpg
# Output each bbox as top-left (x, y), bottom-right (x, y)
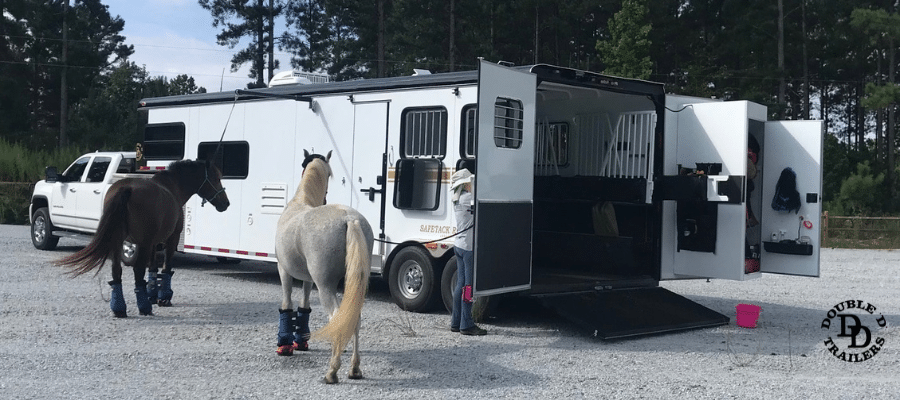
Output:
top-left (394, 107), bottom-right (447, 211)
top-left (493, 98), bottom-right (524, 149)
top-left (197, 141), bottom-right (250, 179)
top-left (143, 123), bottom-right (185, 160)
top-left (401, 107), bottom-right (447, 158)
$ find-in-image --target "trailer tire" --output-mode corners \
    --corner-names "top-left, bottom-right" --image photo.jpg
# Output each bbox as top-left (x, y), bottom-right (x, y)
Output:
top-left (440, 256), bottom-right (458, 313)
top-left (31, 207), bottom-right (59, 250)
top-left (388, 246), bottom-right (441, 312)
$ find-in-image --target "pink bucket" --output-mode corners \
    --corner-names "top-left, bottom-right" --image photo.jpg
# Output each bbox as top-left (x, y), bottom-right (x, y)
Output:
top-left (735, 304), bottom-right (762, 328)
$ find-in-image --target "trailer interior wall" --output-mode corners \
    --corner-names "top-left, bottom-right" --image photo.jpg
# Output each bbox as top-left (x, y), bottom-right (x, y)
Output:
top-left (530, 82), bottom-right (661, 294)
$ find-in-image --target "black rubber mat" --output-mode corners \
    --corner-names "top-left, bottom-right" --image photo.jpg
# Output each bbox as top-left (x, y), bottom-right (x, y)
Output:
top-left (541, 286), bottom-right (729, 340)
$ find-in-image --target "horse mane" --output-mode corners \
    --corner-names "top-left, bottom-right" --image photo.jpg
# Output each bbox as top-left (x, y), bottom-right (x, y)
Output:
top-left (163, 159), bottom-right (204, 176)
top-left (295, 158), bottom-right (331, 207)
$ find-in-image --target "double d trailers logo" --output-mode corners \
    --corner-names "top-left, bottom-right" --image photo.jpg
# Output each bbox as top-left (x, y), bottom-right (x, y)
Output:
top-left (821, 300), bottom-right (887, 362)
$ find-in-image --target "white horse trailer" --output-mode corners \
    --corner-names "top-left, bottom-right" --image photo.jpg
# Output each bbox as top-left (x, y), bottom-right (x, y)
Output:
top-left (137, 61), bottom-right (823, 339)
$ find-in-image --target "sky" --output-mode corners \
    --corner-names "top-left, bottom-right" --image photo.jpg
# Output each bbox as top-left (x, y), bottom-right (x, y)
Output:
top-left (104, 0), bottom-right (292, 93)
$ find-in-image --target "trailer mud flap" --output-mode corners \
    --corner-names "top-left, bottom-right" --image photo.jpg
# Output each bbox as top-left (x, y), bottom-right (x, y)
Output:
top-left (541, 287), bottom-right (728, 340)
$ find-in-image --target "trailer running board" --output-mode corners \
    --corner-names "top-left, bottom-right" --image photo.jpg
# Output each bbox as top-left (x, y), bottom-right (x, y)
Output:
top-left (540, 287), bottom-right (729, 340)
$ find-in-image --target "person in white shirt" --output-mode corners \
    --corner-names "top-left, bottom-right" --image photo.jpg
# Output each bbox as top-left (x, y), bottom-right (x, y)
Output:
top-left (449, 168), bottom-right (487, 336)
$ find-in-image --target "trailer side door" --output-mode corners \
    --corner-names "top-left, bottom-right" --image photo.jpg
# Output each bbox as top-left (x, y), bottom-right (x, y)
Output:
top-left (759, 120), bottom-right (822, 277)
top-left (473, 60), bottom-right (536, 296)
top-left (667, 101), bottom-right (749, 281)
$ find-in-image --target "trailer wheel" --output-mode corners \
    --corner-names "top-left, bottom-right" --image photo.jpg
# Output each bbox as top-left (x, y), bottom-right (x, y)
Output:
top-left (440, 256), bottom-right (458, 313)
top-left (388, 246), bottom-right (441, 312)
top-left (31, 207), bottom-right (59, 250)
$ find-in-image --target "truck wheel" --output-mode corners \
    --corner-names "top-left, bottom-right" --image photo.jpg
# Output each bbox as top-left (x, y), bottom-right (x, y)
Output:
top-left (31, 207), bottom-right (59, 250)
top-left (121, 241), bottom-right (137, 266)
top-left (388, 246), bottom-right (441, 312)
top-left (440, 256), bottom-right (458, 313)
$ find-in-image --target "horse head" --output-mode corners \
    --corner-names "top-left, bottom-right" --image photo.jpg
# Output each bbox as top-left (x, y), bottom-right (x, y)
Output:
top-left (198, 159), bottom-right (230, 212)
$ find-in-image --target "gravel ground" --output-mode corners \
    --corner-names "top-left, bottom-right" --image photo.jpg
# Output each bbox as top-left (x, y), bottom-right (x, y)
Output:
top-left (0, 224), bottom-right (898, 399)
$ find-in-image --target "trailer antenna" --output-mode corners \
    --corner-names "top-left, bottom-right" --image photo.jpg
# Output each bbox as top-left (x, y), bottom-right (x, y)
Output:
top-left (211, 93), bottom-right (239, 163)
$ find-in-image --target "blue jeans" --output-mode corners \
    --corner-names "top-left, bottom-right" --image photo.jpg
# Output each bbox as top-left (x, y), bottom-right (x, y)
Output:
top-left (450, 247), bottom-right (475, 330)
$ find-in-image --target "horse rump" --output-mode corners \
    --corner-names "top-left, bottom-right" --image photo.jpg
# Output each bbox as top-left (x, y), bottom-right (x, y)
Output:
top-left (55, 187), bottom-right (132, 276)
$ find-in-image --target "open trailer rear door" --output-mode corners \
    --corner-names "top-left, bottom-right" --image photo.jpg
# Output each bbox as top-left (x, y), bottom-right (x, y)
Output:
top-left (759, 120), bottom-right (823, 277)
top-left (473, 60), bottom-right (536, 296)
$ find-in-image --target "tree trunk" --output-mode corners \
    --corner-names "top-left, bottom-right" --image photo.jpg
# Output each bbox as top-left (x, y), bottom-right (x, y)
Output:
top-left (267, 0), bottom-right (274, 84)
top-left (378, 0), bottom-right (385, 77)
top-left (888, 38), bottom-right (896, 208)
top-left (59, 0), bottom-right (69, 148)
top-left (449, 0), bottom-right (455, 72)
top-left (801, 0), bottom-right (809, 120)
top-left (777, 0), bottom-right (785, 117)
top-left (256, 0), bottom-right (265, 88)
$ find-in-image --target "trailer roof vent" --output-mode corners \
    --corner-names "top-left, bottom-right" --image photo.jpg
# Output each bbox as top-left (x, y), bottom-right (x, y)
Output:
top-left (268, 70), bottom-right (331, 87)
top-left (412, 69), bottom-right (432, 76)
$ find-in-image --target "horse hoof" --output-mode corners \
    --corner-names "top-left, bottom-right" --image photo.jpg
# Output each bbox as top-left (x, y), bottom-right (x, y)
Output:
top-left (113, 311), bottom-right (128, 318)
top-left (323, 375), bottom-right (339, 384)
top-left (292, 341), bottom-right (309, 351)
top-left (276, 345), bottom-right (294, 356)
top-left (348, 371), bottom-right (364, 380)
top-left (157, 299), bottom-right (172, 307)
top-left (139, 311), bottom-right (153, 316)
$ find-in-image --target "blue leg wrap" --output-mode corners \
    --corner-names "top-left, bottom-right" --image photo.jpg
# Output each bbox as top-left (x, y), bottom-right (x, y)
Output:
top-left (146, 272), bottom-right (158, 304)
top-left (134, 280), bottom-right (153, 316)
top-left (157, 271), bottom-right (174, 306)
top-left (277, 309), bottom-right (296, 347)
top-left (109, 281), bottom-right (127, 318)
top-left (295, 307), bottom-right (311, 348)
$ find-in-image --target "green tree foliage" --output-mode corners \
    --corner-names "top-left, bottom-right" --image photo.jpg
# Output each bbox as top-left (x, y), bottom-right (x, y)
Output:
top-left (596, 0), bottom-right (651, 80)
top-left (0, 0), bottom-right (132, 151)
top-left (198, 0), bottom-right (283, 88)
top-left (827, 162), bottom-right (886, 216)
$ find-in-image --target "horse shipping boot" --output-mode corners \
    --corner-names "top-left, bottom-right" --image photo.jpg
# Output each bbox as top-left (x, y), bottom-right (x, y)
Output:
top-left (276, 309), bottom-right (298, 356)
top-left (109, 281), bottom-right (127, 318)
top-left (146, 271), bottom-right (158, 304)
top-left (134, 280), bottom-right (153, 316)
top-left (293, 307), bottom-right (312, 351)
top-left (157, 271), bottom-right (174, 307)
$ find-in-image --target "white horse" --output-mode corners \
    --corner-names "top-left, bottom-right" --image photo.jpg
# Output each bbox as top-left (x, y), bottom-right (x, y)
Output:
top-left (274, 150), bottom-right (375, 384)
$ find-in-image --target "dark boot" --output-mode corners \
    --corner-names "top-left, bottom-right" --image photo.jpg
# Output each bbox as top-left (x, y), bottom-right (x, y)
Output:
top-left (146, 271), bottom-right (158, 304)
top-left (134, 280), bottom-right (153, 316)
top-left (109, 281), bottom-right (127, 318)
top-left (294, 307), bottom-right (312, 351)
top-left (276, 309), bottom-right (297, 356)
top-left (157, 271), bottom-right (174, 307)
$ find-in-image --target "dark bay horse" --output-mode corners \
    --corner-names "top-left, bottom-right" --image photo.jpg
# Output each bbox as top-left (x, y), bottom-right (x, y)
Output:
top-left (275, 151), bottom-right (374, 384)
top-left (56, 159), bottom-right (229, 317)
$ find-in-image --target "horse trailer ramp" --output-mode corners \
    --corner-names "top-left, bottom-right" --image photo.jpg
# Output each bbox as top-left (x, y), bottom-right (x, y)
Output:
top-left (540, 287), bottom-right (729, 340)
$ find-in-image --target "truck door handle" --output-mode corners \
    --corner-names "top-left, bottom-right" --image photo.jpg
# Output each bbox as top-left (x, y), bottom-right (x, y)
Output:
top-left (69, 188), bottom-right (76, 193)
top-left (360, 187), bottom-right (383, 202)
top-left (93, 189), bottom-right (102, 194)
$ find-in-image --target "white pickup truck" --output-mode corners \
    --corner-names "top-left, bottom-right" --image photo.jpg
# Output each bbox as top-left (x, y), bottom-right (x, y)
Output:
top-left (29, 151), bottom-right (153, 254)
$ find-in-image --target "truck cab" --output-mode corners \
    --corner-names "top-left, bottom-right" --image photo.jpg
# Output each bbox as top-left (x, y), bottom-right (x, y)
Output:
top-left (30, 151), bottom-right (139, 250)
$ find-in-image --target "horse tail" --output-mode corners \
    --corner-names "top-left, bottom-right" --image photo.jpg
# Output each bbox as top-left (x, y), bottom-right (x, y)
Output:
top-left (311, 219), bottom-right (370, 351)
top-left (56, 188), bottom-right (131, 276)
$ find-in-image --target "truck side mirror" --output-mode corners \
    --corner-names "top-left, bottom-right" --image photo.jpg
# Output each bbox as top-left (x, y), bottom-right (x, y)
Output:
top-left (45, 166), bottom-right (59, 183)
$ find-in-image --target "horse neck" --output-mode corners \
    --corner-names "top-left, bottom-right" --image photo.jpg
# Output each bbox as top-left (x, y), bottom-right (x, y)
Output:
top-left (153, 171), bottom-right (195, 205)
top-left (290, 167), bottom-right (327, 208)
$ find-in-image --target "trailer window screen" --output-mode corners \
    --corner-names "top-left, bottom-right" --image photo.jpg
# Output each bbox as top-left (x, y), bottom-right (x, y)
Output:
top-left (461, 104), bottom-right (476, 158)
top-left (143, 123), bottom-right (185, 160)
top-left (197, 141), bottom-right (250, 179)
top-left (393, 158), bottom-right (442, 211)
top-left (494, 98), bottom-right (524, 149)
top-left (401, 107), bottom-right (447, 158)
